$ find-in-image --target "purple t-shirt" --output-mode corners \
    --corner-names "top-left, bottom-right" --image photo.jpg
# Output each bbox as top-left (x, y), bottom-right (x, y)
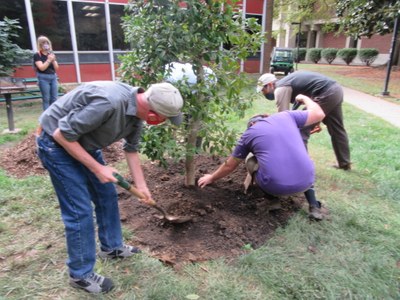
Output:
top-left (232, 111), bottom-right (314, 195)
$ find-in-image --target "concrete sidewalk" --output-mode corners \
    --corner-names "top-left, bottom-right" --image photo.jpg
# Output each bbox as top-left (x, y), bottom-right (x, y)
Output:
top-left (342, 86), bottom-right (400, 128)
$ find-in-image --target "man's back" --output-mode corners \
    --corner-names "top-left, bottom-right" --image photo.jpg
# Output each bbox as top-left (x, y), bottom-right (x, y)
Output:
top-left (276, 71), bottom-right (335, 102)
top-left (233, 111), bottom-right (314, 195)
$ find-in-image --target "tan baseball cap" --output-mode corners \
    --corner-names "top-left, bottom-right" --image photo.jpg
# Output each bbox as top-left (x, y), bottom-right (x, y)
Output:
top-left (145, 82), bottom-right (184, 125)
top-left (256, 73), bottom-right (278, 92)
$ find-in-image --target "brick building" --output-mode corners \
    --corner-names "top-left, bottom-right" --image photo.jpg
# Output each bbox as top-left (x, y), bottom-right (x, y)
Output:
top-left (273, 12), bottom-right (398, 66)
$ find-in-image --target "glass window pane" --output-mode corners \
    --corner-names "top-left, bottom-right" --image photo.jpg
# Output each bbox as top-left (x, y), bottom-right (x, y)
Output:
top-left (73, 2), bottom-right (107, 51)
top-left (79, 53), bottom-right (110, 63)
top-left (0, 0), bottom-right (31, 49)
top-left (31, 0), bottom-right (72, 51)
top-left (110, 4), bottom-right (129, 50)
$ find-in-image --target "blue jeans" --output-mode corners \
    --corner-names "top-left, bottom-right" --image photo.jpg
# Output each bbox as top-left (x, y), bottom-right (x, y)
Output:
top-left (36, 131), bottom-right (123, 279)
top-left (37, 73), bottom-right (58, 110)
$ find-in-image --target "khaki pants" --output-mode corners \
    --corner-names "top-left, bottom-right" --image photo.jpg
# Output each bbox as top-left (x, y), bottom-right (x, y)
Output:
top-left (244, 153), bottom-right (258, 194)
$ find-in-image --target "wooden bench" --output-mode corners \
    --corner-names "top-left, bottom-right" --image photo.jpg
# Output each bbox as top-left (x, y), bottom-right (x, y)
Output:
top-left (0, 77), bottom-right (64, 103)
top-left (0, 77), bottom-right (64, 132)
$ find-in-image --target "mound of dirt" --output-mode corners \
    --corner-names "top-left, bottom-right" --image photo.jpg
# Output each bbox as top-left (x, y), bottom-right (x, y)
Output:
top-left (0, 133), bottom-right (125, 178)
top-left (1, 133), bottom-right (307, 267)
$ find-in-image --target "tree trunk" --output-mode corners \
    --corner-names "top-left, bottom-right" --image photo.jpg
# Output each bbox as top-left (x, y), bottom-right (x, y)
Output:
top-left (185, 118), bottom-right (201, 186)
top-left (185, 61), bottom-right (205, 187)
top-left (262, 0), bottom-right (274, 73)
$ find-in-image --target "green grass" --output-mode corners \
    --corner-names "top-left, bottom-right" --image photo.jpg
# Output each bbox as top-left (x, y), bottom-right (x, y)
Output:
top-left (298, 63), bottom-right (400, 102)
top-left (1, 75), bottom-right (400, 299)
top-left (0, 101), bottom-right (42, 145)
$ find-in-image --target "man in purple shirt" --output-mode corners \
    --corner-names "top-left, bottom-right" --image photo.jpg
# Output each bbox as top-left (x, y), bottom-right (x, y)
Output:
top-left (198, 94), bottom-right (326, 220)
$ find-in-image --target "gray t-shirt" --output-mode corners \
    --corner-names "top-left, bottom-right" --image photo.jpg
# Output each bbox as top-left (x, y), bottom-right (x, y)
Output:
top-left (39, 81), bottom-right (144, 152)
top-left (276, 71), bottom-right (336, 103)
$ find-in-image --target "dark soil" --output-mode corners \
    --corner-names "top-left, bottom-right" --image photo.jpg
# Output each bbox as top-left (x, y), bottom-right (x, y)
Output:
top-left (1, 133), bottom-right (307, 268)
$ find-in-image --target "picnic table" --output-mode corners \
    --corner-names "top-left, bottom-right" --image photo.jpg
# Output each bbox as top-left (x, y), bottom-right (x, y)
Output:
top-left (0, 77), bottom-right (26, 133)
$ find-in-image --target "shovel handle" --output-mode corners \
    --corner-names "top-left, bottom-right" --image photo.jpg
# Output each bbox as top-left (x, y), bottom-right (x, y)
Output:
top-left (113, 172), bottom-right (131, 190)
top-left (113, 173), bottom-right (156, 206)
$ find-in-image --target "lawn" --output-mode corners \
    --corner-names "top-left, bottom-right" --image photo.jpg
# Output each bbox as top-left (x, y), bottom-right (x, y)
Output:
top-left (298, 63), bottom-right (400, 102)
top-left (0, 66), bottom-right (399, 299)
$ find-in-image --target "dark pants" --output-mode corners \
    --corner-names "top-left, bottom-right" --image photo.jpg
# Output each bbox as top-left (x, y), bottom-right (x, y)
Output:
top-left (301, 83), bottom-right (351, 167)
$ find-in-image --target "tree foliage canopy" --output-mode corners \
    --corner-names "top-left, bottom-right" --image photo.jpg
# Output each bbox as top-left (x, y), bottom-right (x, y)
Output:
top-left (273, 0), bottom-right (336, 28)
top-left (119, 0), bottom-right (264, 185)
top-left (336, 0), bottom-right (400, 38)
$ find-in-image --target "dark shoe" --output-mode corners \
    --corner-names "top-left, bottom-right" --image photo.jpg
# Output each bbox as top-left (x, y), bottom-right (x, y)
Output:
top-left (267, 197), bottom-right (282, 211)
top-left (333, 163), bottom-right (351, 171)
top-left (98, 244), bottom-right (141, 259)
top-left (309, 206), bottom-right (324, 221)
top-left (70, 272), bottom-right (114, 294)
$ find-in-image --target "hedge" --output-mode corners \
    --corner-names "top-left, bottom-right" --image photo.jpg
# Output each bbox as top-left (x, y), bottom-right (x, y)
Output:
top-left (337, 48), bottom-right (358, 65)
top-left (307, 48), bottom-right (322, 63)
top-left (358, 48), bottom-right (379, 66)
top-left (321, 48), bottom-right (338, 64)
top-left (293, 47), bottom-right (307, 63)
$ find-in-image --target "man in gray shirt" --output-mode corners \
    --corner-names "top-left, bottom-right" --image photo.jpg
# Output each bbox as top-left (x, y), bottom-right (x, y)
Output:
top-left (36, 81), bottom-right (183, 294)
top-left (257, 71), bottom-right (351, 170)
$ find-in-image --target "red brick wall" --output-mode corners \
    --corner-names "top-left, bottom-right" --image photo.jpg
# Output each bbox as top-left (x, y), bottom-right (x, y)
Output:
top-left (244, 60), bottom-right (260, 73)
top-left (321, 31), bottom-right (347, 48)
top-left (80, 64), bottom-right (112, 82)
top-left (246, 0), bottom-right (263, 13)
top-left (360, 34), bottom-right (392, 53)
top-left (14, 64), bottom-right (78, 83)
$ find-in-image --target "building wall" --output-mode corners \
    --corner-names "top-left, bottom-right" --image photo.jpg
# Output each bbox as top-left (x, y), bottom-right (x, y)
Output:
top-left (360, 34), bottom-right (392, 53)
top-left (321, 31), bottom-right (347, 48)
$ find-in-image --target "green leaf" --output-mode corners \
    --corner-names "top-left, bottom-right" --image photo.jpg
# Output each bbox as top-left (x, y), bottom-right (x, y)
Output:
top-left (120, 0), bottom-right (264, 184)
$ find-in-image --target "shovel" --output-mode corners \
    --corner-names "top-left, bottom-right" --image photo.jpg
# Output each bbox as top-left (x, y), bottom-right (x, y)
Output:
top-left (113, 173), bottom-right (192, 224)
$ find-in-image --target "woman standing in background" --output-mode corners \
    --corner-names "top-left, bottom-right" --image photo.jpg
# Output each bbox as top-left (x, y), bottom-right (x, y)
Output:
top-left (33, 36), bottom-right (59, 110)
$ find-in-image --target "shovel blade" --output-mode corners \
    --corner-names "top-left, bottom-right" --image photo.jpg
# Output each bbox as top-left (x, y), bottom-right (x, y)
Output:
top-left (154, 214), bottom-right (192, 224)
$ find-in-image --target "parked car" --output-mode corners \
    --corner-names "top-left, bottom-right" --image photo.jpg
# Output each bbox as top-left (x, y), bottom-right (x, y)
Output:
top-left (270, 47), bottom-right (295, 75)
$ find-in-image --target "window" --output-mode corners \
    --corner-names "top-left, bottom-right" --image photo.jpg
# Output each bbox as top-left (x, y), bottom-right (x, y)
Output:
top-left (73, 2), bottom-right (107, 51)
top-left (32, 0), bottom-right (72, 51)
top-left (0, 0), bottom-right (31, 49)
top-left (110, 4), bottom-right (129, 51)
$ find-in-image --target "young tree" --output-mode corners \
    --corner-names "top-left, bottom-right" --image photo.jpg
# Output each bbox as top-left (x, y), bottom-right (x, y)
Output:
top-left (0, 17), bottom-right (31, 77)
top-left (119, 0), bottom-right (264, 186)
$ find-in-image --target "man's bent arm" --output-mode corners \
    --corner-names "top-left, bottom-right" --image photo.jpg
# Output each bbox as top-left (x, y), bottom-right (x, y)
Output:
top-left (125, 151), bottom-right (151, 199)
top-left (275, 86), bottom-right (292, 112)
top-left (52, 128), bottom-right (117, 183)
top-left (198, 156), bottom-right (242, 188)
top-left (295, 94), bottom-right (325, 126)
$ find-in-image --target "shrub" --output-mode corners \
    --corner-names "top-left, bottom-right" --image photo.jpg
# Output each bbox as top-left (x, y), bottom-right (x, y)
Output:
top-left (337, 48), bottom-right (358, 65)
top-left (307, 48), bottom-right (322, 63)
top-left (293, 47), bottom-right (307, 63)
top-left (321, 48), bottom-right (338, 64)
top-left (358, 48), bottom-right (379, 66)
top-left (0, 17), bottom-right (31, 76)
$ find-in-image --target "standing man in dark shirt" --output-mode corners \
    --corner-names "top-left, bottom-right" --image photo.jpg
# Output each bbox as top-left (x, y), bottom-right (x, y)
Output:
top-left (33, 36), bottom-right (59, 110)
top-left (36, 81), bottom-right (183, 294)
top-left (257, 71), bottom-right (351, 170)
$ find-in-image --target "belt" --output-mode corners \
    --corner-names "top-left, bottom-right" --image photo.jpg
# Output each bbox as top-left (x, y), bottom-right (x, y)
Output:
top-left (37, 126), bottom-right (58, 145)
